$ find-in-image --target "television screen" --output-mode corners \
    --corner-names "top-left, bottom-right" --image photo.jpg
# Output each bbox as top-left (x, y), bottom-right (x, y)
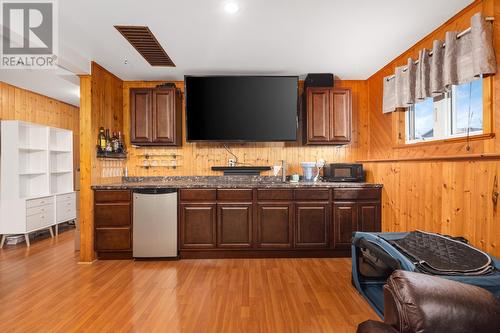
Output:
top-left (185, 76), bottom-right (298, 141)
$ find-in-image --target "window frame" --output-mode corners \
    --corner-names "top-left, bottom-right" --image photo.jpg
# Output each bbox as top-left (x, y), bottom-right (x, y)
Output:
top-left (404, 78), bottom-right (487, 145)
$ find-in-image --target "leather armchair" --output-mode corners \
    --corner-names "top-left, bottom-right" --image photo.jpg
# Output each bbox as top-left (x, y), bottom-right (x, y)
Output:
top-left (357, 270), bottom-right (500, 333)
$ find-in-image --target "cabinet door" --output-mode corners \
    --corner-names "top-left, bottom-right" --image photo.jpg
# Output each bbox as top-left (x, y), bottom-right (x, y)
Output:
top-left (180, 203), bottom-right (216, 249)
top-left (95, 228), bottom-right (131, 251)
top-left (332, 202), bottom-right (357, 249)
top-left (295, 202), bottom-right (329, 248)
top-left (130, 89), bottom-right (153, 144)
top-left (330, 88), bottom-right (351, 143)
top-left (306, 88), bottom-right (331, 143)
top-left (358, 202), bottom-right (381, 232)
top-left (152, 88), bottom-right (176, 144)
top-left (217, 203), bottom-right (252, 248)
top-left (256, 203), bottom-right (293, 248)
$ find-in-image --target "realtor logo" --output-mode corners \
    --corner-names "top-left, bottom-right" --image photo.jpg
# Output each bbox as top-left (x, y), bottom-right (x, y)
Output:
top-left (1, 0), bottom-right (58, 69)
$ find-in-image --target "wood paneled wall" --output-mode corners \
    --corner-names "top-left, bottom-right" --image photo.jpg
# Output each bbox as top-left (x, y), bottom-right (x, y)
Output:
top-left (122, 80), bottom-right (368, 176)
top-left (365, 0), bottom-right (500, 257)
top-left (79, 62), bottom-right (124, 262)
top-left (78, 0), bottom-right (500, 260)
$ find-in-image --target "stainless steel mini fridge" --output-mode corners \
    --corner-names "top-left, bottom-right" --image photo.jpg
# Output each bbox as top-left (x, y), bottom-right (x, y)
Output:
top-left (132, 188), bottom-right (178, 258)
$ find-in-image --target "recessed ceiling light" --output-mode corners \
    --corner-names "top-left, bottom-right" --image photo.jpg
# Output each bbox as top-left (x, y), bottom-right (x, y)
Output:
top-left (224, 2), bottom-right (239, 14)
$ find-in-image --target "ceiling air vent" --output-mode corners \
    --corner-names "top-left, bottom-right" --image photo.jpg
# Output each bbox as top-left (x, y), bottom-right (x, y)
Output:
top-left (114, 26), bottom-right (175, 67)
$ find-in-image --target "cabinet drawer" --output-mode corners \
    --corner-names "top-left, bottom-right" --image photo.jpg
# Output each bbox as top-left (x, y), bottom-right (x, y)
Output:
top-left (294, 189), bottom-right (330, 201)
top-left (333, 188), bottom-right (381, 200)
top-left (95, 228), bottom-right (131, 251)
top-left (26, 209), bottom-right (54, 231)
top-left (257, 189), bottom-right (293, 201)
top-left (56, 192), bottom-right (75, 202)
top-left (180, 189), bottom-right (216, 202)
top-left (95, 203), bottom-right (131, 227)
top-left (27, 203), bottom-right (53, 217)
top-left (94, 190), bottom-right (131, 203)
top-left (57, 200), bottom-right (76, 222)
top-left (217, 189), bottom-right (253, 201)
top-left (26, 196), bottom-right (54, 209)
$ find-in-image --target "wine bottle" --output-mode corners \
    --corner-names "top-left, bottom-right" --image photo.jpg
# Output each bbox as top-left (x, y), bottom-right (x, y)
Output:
top-left (112, 132), bottom-right (119, 152)
top-left (98, 127), bottom-right (106, 152)
top-left (117, 131), bottom-right (124, 153)
top-left (105, 129), bottom-right (112, 152)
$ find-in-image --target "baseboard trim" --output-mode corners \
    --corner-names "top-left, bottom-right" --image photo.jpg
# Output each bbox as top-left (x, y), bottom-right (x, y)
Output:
top-left (180, 249), bottom-right (351, 259)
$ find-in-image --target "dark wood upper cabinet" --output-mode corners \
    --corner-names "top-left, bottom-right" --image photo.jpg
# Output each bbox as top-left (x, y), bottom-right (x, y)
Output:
top-left (130, 87), bottom-right (181, 146)
top-left (307, 88), bottom-right (330, 142)
top-left (303, 87), bottom-right (352, 145)
top-left (130, 89), bottom-right (152, 144)
top-left (330, 88), bottom-right (351, 143)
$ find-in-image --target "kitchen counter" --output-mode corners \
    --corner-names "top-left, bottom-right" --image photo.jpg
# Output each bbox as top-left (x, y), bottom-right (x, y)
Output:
top-left (92, 176), bottom-right (383, 260)
top-left (91, 176), bottom-right (382, 190)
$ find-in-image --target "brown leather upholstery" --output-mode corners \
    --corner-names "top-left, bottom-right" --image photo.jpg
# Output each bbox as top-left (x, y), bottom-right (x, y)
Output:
top-left (356, 320), bottom-right (398, 333)
top-left (357, 270), bottom-right (500, 333)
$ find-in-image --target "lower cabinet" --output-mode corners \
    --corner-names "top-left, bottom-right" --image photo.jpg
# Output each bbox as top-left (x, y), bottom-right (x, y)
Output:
top-left (333, 202), bottom-right (358, 249)
top-left (295, 202), bottom-right (330, 248)
top-left (358, 202), bottom-right (381, 232)
top-left (179, 203), bottom-right (217, 249)
top-left (217, 203), bottom-right (252, 248)
top-left (333, 201), bottom-right (381, 249)
top-left (93, 187), bottom-right (382, 259)
top-left (256, 203), bottom-right (293, 248)
top-left (94, 190), bottom-right (132, 258)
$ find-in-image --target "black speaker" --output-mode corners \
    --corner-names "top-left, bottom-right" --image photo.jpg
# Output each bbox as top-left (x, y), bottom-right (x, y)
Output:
top-left (304, 73), bottom-right (334, 88)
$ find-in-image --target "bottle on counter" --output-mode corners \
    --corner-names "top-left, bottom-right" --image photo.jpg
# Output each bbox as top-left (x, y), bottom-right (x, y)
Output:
top-left (111, 131), bottom-right (120, 152)
top-left (118, 131), bottom-right (126, 153)
top-left (105, 129), bottom-right (112, 152)
top-left (98, 127), bottom-right (106, 152)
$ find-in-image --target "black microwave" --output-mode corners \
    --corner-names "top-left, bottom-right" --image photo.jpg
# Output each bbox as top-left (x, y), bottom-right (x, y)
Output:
top-left (323, 163), bottom-right (365, 182)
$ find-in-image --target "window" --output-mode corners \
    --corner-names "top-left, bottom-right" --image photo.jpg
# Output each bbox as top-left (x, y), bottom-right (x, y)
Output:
top-left (405, 78), bottom-right (483, 144)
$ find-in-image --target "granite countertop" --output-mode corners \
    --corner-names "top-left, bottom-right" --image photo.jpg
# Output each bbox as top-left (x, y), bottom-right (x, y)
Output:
top-left (91, 176), bottom-right (383, 190)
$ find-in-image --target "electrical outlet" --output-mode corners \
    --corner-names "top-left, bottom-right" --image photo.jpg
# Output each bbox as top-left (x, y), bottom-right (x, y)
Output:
top-left (228, 158), bottom-right (236, 167)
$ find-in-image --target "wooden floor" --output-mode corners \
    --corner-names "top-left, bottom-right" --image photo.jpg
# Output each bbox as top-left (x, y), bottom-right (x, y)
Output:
top-left (0, 230), bottom-right (377, 332)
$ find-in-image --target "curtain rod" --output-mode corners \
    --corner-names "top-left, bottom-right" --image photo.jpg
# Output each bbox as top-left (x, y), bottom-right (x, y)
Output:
top-left (386, 16), bottom-right (494, 81)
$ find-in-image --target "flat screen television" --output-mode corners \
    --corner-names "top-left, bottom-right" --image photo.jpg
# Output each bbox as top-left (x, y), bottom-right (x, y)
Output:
top-left (185, 76), bottom-right (298, 142)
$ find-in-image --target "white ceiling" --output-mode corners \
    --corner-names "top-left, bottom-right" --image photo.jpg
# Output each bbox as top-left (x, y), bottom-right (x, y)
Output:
top-left (1, 0), bottom-right (474, 106)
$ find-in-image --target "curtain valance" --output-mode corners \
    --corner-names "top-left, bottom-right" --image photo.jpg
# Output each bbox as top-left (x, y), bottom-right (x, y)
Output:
top-left (382, 13), bottom-right (496, 114)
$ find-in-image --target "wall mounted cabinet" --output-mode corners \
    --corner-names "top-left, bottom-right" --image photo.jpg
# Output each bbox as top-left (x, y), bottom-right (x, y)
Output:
top-left (303, 87), bottom-right (352, 145)
top-left (130, 87), bottom-right (182, 146)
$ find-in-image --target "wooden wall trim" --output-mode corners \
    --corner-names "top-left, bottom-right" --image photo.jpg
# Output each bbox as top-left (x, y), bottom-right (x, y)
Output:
top-left (79, 75), bottom-right (94, 263)
top-left (359, 152), bottom-right (500, 163)
top-left (79, 63), bottom-right (125, 262)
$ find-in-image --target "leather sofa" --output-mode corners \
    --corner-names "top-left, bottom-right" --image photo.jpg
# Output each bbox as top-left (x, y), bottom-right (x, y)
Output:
top-left (357, 270), bottom-right (500, 333)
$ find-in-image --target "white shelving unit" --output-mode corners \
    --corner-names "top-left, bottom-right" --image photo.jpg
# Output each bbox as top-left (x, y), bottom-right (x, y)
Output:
top-left (0, 121), bottom-right (76, 247)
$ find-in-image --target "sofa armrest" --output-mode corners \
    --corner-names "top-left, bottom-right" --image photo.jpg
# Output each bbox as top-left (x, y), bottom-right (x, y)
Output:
top-left (357, 320), bottom-right (399, 333)
top-left (384, 270), bottom-right (500, 333)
